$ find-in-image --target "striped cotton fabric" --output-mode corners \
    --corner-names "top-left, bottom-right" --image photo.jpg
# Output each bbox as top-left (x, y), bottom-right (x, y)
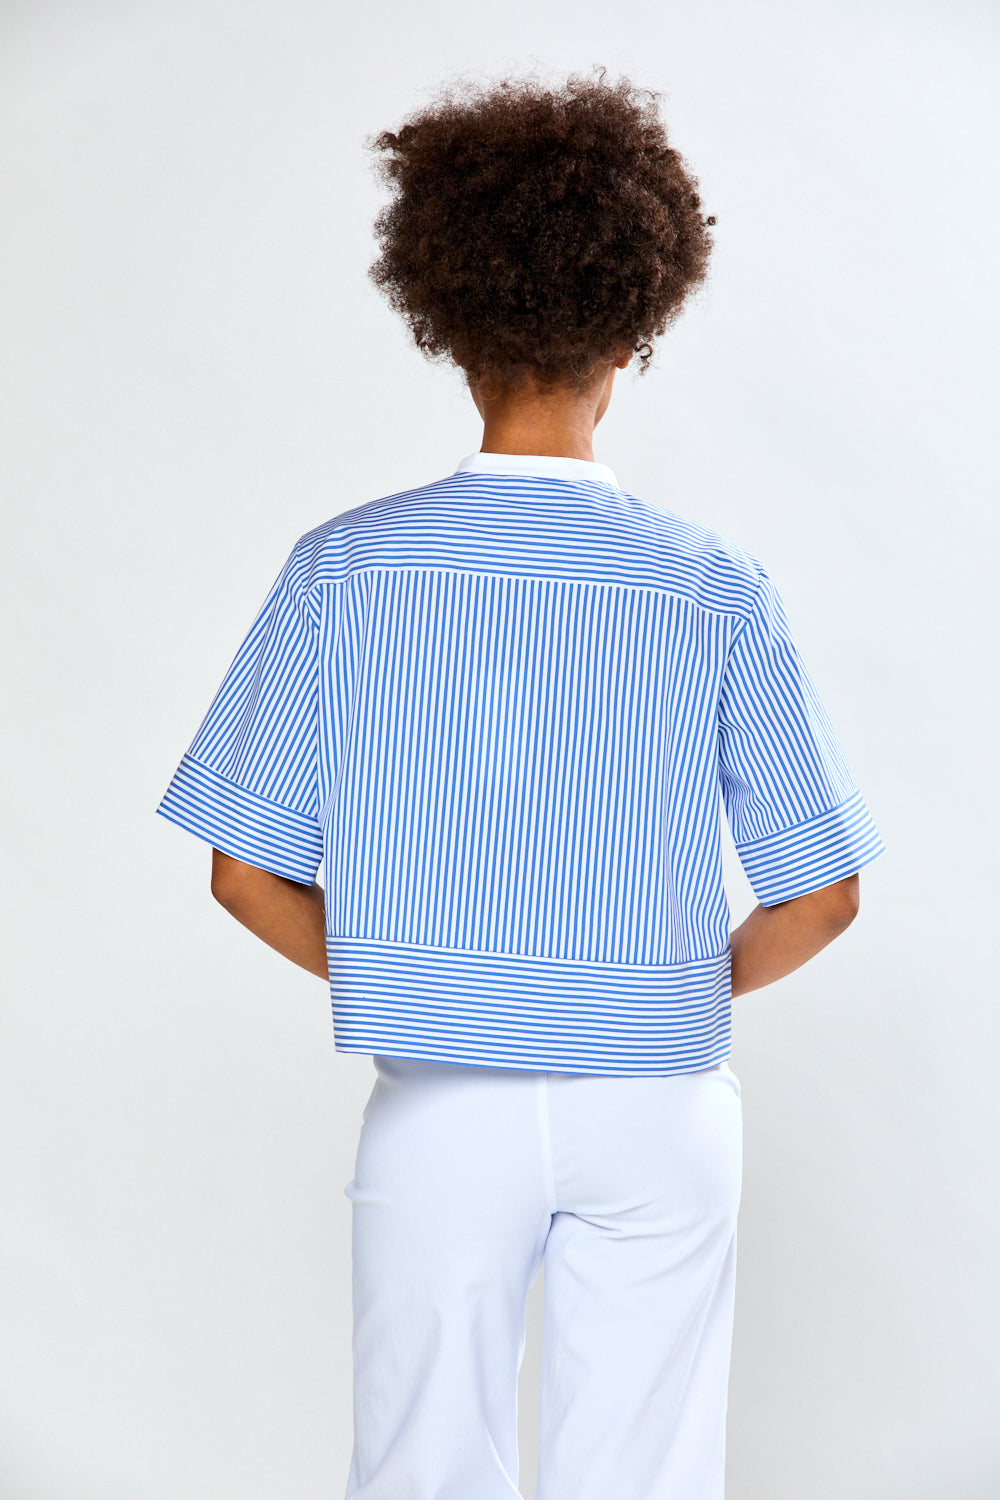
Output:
top-left (157, 451), bottom-right (885, 1075)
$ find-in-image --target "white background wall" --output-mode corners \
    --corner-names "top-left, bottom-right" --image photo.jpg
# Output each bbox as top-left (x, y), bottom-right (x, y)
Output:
top-left (2, 1), bottom-right (998, 1496)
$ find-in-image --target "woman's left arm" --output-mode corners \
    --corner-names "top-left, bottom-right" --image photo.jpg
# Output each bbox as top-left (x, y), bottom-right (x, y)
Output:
top-left (210, 849), bottom-right (329, 980)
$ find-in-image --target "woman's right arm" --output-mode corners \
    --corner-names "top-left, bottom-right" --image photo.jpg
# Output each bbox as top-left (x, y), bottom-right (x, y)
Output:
top-left (729, 873), bottom-right (860, 997)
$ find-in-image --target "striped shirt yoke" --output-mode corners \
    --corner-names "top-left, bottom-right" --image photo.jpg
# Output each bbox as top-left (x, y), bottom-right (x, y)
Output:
top-left (157, 451), bottom-right (884, 1075)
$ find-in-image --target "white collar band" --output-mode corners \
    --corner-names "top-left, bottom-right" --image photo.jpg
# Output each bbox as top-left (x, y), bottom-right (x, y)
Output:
top-left (454, 450), bottom-right (620, 490)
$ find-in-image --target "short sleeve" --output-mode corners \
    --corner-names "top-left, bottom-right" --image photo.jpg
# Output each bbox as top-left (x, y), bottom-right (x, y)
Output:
top-left (156, 542), bottom-right (323, 884)
top-left (718, 564), bottom-right (885, 905)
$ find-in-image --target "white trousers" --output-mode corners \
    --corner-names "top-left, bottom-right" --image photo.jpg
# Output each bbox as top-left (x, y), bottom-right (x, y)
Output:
top-left (343, 1055), bottom-right (743, 1500)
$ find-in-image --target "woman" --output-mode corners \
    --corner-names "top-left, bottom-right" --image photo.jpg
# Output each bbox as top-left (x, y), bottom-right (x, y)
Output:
top-left (157, 67), bottom-right (884, 1500)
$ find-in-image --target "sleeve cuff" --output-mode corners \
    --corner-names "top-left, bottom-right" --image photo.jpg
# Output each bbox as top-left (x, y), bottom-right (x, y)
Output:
top-left (735, 787), bottom-right (885, 906)
top-left (156, 753), bottom-right (323, 885)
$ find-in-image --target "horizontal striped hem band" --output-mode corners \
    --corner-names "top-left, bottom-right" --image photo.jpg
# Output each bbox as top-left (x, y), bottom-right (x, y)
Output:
top-left (326, 936), bottom-right (732, 1076)
top-left (735, 788), bottom-right (887, 906)
top-left (156, 753), bottom-right (323, 885)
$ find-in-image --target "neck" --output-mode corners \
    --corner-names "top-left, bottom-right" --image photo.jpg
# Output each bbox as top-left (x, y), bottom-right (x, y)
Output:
top-left (477, 410), bottom-right (597, 463)
top-left (469, 362), bottom-right (615, 461)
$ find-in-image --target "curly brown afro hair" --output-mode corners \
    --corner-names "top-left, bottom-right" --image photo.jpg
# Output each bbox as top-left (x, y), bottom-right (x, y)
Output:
top-left (365, 66), bottom-right (715, 395)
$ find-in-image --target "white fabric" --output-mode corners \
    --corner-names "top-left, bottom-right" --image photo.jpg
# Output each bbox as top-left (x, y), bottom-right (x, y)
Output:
top-left (343, 1054), bottom-right (744, 1499)
top-left (453, 448), bottom-right (621, 488)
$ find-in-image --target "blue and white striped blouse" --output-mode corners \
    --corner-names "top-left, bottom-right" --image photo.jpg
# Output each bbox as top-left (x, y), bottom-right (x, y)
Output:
top-left (157, 450), bottom-right (885, 1075)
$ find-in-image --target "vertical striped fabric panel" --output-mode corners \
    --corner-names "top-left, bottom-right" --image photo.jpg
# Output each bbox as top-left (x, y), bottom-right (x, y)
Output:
top-left (157, 455), bottom-right (885, 1075)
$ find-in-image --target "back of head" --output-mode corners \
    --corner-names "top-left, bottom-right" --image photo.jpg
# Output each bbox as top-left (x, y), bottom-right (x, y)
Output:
top-left (365, 65), bottom-right (715, 397)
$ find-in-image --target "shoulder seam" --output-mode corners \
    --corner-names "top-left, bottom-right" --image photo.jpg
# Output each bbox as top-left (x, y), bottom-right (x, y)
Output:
top-left (726, 560), bottom-right (766, 656)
